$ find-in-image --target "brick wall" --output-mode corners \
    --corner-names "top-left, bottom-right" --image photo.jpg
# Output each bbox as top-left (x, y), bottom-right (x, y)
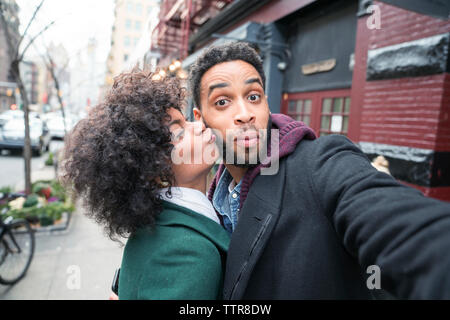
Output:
top-left (358, 1), bottom-right (450, 151)
top-left (368, 2), bottom-right (450, 50)
top-left (360, 74), bottom-right (446, 150)
top-left (350, 1), bottom-right (450, 201)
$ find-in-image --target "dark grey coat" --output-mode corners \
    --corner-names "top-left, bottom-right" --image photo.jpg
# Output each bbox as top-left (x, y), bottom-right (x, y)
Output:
top-left (223, 135), bottom-right (450, 299)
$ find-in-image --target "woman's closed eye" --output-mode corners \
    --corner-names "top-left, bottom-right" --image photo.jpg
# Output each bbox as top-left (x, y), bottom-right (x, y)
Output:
top-left (171, 128), bottom-right (185, 143)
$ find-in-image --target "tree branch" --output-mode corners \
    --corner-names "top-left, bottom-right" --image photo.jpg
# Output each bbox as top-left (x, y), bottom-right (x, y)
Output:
top-left (19, 19), bottom-right (55, 61)
top-left (16, 0), bottom-right (45, 53)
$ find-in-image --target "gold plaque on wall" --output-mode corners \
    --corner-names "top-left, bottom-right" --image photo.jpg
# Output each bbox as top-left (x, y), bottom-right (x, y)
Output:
top-left (302, 59), bottom-right (336, 75)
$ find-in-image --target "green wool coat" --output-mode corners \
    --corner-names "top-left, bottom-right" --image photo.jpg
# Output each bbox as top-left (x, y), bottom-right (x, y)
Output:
top-left (118, 200), bottom-right (230, 300)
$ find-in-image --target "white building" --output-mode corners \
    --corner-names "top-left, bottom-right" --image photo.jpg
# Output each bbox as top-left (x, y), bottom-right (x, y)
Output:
top-left (69, 38), bottom-right (105, 116)
top-left (106, 0), bottom-right (160, 83)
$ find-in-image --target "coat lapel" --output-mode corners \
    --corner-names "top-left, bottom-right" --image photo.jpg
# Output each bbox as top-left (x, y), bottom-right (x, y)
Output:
top-left (223, 161), bottom-right (286, 300)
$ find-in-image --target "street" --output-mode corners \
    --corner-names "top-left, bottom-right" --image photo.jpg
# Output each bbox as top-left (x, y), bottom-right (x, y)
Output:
top-left (0, 141), bottom-right (63, 191)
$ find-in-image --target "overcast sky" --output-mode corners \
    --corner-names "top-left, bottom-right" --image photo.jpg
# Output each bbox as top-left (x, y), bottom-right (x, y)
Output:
top-left (17, 0), bottom-right (115, 64)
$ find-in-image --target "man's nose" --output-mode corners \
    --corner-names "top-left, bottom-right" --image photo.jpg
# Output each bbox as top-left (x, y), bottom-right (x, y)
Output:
top-left (234, 98), bottom-right (255, 125)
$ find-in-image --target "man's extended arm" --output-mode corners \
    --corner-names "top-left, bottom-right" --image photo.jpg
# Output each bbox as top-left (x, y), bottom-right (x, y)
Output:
top-left (309, 135), bottom-right (450, 299)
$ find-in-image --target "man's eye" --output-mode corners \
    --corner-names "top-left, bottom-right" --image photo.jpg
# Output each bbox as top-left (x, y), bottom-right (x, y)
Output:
top-left (215, 99), bottom-right (228, 107)
top-left (248, 94), bottom-right (261, 102)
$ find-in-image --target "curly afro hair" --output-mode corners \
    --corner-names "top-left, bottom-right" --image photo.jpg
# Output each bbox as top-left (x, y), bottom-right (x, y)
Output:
top-left (188, 41), bottom-right (266, 110)
top-left (60, 68), bottom-right (185, 242)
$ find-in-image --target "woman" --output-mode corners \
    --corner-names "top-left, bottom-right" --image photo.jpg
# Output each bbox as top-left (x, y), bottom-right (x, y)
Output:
top-left (60, 69), bottom-right (229, 300)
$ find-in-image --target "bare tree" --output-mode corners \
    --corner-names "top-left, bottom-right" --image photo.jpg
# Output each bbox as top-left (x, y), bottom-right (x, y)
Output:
top-left (0, 0), bottom-right (54, 194)
top-left (43, 49), bottom-right (69, 136)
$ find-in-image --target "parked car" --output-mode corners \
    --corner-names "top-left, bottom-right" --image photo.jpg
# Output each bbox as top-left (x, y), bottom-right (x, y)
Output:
top-left (0, 110), bottom-right (41, 128)
top-left (45, 116), bottom-right (76, 140)
top-left (0, 118), bottom-right (51, 156)
top-left (0, 110), bottom-right (24, 128)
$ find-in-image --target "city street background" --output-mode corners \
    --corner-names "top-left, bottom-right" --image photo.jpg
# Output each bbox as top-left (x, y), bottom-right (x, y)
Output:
top-left (1, 0), bottom-right (449, 301)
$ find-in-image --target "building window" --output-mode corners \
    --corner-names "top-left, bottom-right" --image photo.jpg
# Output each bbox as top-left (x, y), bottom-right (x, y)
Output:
top-left (125, 19), bottom-right (132, 29)
top-left (124, 36), bottom-right (131, 47)
top-left (319, 97), bottom-right (351, 136)
top-left (135, 3), bottom-right (142, 14)
top-left (287, 99), bottom-right (312, 126)
top-left (124, 54), bottom-right (129, 62)
top-left (135, 20), bottom-right (141, 31)
top-left (282, 89), bottom-right (351, 139)
top-left (127, 2), bottom-right (133, 13)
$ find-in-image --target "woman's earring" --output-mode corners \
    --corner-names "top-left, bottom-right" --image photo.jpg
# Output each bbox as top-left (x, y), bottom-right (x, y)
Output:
top-left (160, 181), bottom-right (169, 187)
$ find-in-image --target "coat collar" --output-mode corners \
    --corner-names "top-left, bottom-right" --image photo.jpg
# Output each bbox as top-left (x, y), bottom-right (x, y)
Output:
top-left (159, 201), bottom-right (230, 253)
top-left (223, 159), bottom-right (286, 299)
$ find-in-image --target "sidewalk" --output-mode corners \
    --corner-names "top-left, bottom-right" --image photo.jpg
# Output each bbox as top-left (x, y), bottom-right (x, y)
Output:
top-left (0, 165), bottom-right (124, 300)
top-left (0, 209), bottom-right (124, 299)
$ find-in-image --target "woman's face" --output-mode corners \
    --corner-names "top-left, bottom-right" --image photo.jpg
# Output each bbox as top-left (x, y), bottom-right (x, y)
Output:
top-left (167, 108), bottom-right (218, 185)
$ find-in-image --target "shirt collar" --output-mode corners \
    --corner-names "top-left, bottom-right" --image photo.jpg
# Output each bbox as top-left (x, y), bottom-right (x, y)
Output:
top-left (213, 169), bottom-right (242, 208)
top-left (228, 178), bottom-right (237, 193)
top-left (159, 187), bottom-right (220, 224)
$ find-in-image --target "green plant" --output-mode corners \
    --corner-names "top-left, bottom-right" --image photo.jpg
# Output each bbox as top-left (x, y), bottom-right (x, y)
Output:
top-left (32, 182), bottom-right (48, 193)
top-left (31, 179), bottom-right (67, 201)
top-left (49, 180), bottom-right (67, 202)
top-left (23, 194), bottom-right (39, 208)
top-left (7, 205), bottom-right (44, 221)
top-left (0, 186), bottom-right (13, 194)
top-left (31, 180), bottom-right (52, 191)
top-left (41, 201), bottom-right (75, 221)
top-left (3, 179), bottom-right (75, 227)
top-left (39, 215), bottom-right (54, 227)
top-left (45, 152), bottom-right (54, 166)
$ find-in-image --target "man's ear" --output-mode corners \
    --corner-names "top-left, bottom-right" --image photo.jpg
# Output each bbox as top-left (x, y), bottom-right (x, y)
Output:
top-left (193, 108), bottom-right (202, 121)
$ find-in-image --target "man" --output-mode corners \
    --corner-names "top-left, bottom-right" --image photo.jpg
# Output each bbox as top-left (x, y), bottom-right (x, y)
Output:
top-left (189, 41), bottom-right (450, 299)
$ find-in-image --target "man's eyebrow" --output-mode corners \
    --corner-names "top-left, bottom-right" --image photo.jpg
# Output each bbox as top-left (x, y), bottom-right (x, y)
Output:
top-left (245, 77), bottom-right (263, 87)
top-left (208, 82), bottom-right (229, 97)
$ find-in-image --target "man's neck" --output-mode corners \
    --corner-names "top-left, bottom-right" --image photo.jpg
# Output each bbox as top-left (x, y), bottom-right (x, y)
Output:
top-left (224, 164), bottom-right (249, 185)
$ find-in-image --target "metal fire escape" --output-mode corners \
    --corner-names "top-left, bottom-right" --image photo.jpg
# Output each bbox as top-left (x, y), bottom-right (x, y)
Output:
top-left (151, 0), bottom-right (234, 66)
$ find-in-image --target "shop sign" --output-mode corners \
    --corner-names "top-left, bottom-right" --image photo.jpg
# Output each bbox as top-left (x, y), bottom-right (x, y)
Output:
top-left (302, 59), bottom-right (336, 75)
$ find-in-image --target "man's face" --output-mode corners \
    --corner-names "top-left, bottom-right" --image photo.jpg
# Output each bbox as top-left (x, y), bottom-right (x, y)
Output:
top-left (194, 60), bottom-right (270, 167)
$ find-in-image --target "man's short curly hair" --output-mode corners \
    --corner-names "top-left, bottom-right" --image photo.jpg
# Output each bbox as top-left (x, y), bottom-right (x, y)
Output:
top-left (188, 41), bottom-right (265, 109)
top-left (60, 68), bottom-right (184, 241)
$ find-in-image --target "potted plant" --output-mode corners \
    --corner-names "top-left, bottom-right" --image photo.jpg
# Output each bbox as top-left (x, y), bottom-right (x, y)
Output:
top-left (1, 179), bottom-right (75, 229)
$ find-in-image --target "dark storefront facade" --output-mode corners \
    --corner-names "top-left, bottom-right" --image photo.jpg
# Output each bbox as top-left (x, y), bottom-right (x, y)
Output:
top-left (184, 0), bottom-right (450, 201)
top-left (280, 0), bottom-right (357, 138)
